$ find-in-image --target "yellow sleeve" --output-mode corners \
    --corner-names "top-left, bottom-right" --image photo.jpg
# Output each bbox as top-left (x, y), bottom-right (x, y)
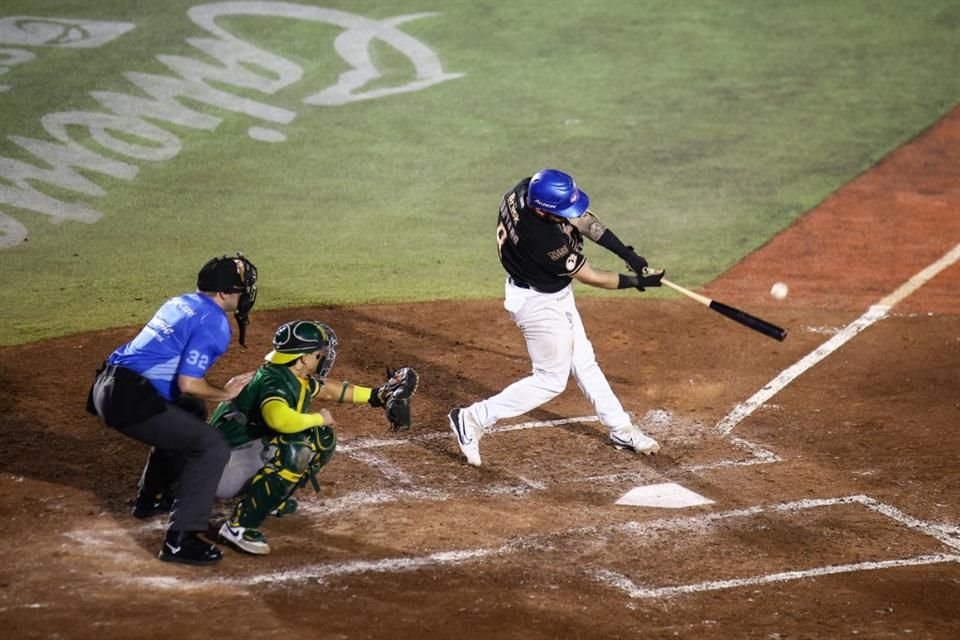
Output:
top-left (351, 385), bottom-right (372, 404)
top-left (261, 398), bottom-right (325, 433)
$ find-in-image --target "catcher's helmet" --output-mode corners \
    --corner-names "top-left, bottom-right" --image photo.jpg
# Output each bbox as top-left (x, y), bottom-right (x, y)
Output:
top-left (265, 320), bottom-right (338, 378)
top-left (527, 169), bottom-right (590, 219)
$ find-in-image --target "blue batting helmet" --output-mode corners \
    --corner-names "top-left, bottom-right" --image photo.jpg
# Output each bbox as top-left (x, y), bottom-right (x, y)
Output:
top-left (527, 169), bottom-right (590, 219)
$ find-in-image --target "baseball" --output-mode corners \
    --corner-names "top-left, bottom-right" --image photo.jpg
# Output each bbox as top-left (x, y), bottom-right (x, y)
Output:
top-left (770, 282), bottom-right (789, 300)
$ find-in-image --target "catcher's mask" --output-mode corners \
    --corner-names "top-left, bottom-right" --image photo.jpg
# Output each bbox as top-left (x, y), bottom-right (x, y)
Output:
top-left (527, 168), bottom-right (590, 219)
top-left (197, 253), bottom-right (258, 346)
top-left (265, 320), bottom-right (338, 378)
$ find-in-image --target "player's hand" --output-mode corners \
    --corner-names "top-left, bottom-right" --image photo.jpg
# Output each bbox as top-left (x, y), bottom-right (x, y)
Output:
top-left (635, 267), bottom-right (664, 291)
top-left (318, 408), bottom-right (335, 427)
top-left (223, 371), bottom-right (255, 398)
top-left (625, 248), bottom-right (648, 275)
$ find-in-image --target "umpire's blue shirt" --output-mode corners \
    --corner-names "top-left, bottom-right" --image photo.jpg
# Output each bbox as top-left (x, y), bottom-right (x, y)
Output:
top-left (108, 292), bottom-right (232, 401)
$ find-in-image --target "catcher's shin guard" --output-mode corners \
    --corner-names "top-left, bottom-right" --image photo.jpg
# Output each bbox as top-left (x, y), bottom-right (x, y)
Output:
top-left (230, 467), bottom-right (293, 529)
top-left (230, 426), bottom-right (336, 528)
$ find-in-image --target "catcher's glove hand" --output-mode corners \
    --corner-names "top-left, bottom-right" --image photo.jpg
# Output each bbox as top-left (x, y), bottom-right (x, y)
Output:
top-left (370, 366), bottom-right (419, 431)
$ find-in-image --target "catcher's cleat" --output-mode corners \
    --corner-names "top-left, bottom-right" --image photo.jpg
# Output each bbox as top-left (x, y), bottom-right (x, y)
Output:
top-left (219, 521), bottom-right (270, 555)
top-left (270, 498), bottom-right (297, 517)
top-left (449, 408), bottom-right (482, 467)
top-left (132, 493), bottom-right (173, 519)
top-left (610, 426), bottom-right (660, 455)
top-left (158, 530), bottom-right (223, 566)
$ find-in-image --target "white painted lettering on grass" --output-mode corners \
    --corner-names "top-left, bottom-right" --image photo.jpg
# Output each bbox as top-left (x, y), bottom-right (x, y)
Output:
top-left (0, 17), bottom-right (134, 48)
top-left (716, 243), bottom-right (960, 436)
top-left (0, 2), bottom-right (464, 249)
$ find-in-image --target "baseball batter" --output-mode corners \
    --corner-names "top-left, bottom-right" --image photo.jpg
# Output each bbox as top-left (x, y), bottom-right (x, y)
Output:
top-left (449, 169), bottom-right (664, 466)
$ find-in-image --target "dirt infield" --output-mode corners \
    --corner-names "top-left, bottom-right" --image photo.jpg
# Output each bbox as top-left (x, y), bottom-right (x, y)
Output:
top-left (2, 108), bottom-right (959, 639)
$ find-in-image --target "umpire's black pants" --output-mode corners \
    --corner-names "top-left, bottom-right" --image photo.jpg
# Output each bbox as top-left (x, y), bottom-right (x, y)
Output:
top-left (121, 404), bottom-right (230, 533)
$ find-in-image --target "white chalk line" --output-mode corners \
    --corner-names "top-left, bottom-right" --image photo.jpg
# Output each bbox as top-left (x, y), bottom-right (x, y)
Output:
top-left (337, 415), bottom-right (603, 453)
top-left (300, 487), bottom-right (449, 516)
top-left (119, 494), bottom-right (960, 593)
top-left (685, 436), bottom-right (781, 472)
top-left (341, 450), bottom-right (412, 485)
top-left (0, 603), bottom-right (50, 612)
top-left (591, 493), bottom-right (960, 599)
top-left (343, 411), bottom-right (775, 469)
top-left (227, 245), bottom-right (960, 559)
top-left (716, 242), bottom-right (960, 436)
top-left (311, 240), bottom-right (960, 504)
top-left (592, 554), bottom-right (960, 600)
top-left (333, 411), bottom-right (778, 508)
top-left (859, 495), bottom-right (960, 552)
top-left (304, 481), bottom-right (547, 517)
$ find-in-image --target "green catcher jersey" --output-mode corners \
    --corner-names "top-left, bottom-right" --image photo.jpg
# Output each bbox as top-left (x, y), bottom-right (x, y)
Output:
top-left (210, 364), bottom-right (321, 446)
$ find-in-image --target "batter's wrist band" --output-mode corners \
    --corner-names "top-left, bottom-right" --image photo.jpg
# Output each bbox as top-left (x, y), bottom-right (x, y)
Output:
top-left (352, 386), bottom-right (373, 405)
top-left (617, 273), bottom-right (640, 289)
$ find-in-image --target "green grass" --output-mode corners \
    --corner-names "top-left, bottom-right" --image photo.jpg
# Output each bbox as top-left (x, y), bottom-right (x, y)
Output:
top-left (1, 0), bottom-right (958, 344)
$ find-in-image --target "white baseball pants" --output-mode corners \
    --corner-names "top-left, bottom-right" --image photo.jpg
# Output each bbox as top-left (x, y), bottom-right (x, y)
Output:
top-left (461, 278), bottom-right (632, 432)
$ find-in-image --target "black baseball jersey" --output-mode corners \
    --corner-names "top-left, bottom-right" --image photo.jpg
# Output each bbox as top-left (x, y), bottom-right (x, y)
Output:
top-left (497, 177), bottom-right (586, 293)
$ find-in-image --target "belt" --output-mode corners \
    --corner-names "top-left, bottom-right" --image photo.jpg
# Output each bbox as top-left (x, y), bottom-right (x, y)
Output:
top-left (508, 276), bottom-right (532, 289)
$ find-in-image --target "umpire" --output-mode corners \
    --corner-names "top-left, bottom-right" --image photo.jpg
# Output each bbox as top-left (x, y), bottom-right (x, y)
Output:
top-left (87, 253), bottom-right (258, 565)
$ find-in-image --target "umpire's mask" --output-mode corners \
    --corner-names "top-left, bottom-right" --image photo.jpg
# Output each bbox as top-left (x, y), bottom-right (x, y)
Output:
top-left (197, 252), bottom-right (258, 346)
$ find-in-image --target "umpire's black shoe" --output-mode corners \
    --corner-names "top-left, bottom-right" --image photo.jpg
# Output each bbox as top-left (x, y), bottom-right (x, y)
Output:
top-left (132, 493), bottom-right (173, 519)
top-left (158, 530), bottom-right (223, 566)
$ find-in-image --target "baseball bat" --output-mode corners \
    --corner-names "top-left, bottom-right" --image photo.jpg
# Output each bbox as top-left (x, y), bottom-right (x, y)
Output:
top-left (660, 277), bottom-right (788, 342)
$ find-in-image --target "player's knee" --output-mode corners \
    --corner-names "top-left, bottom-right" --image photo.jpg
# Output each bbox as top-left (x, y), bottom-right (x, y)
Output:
top-left (533, 370), bottom-right (568, 396)
top-left (276, 435), bottom-right (317, 474)
top-left (269, 427), bottom-right (337, 483)
top-left (201, 428), bottom-right (231, 467)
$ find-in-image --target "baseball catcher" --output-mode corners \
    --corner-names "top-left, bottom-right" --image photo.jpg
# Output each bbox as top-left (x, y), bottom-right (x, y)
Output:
top-left (211, 319), bottom-right (418, 555)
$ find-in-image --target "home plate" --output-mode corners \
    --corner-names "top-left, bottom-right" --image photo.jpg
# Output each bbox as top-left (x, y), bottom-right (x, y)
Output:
top-left (616, 483), bottom-right (714, 508)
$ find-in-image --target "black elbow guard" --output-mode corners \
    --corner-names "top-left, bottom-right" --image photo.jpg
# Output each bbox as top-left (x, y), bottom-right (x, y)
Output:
top-left (597, 229), bottom-right (634, 261)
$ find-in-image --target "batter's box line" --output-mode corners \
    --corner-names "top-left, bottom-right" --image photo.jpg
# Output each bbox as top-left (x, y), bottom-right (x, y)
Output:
top-left (339, 414), bottom-right (782, 475)
top-left (123, 494), bottom-right (960, 593)
top-left (715, 243), bottom-right (960, 438)
top-left (683, 435), bottom-right (781, 473)
top-left (591, 554), bottom-right (960, 600)
top-left (337, 415), bottom-right (606, 453)
top-left (591, 494), bottom-right (960, 600)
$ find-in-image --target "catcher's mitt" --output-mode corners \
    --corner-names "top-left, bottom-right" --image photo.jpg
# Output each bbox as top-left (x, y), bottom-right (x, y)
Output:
top-left (373, 366), bottom-right (419, 431)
